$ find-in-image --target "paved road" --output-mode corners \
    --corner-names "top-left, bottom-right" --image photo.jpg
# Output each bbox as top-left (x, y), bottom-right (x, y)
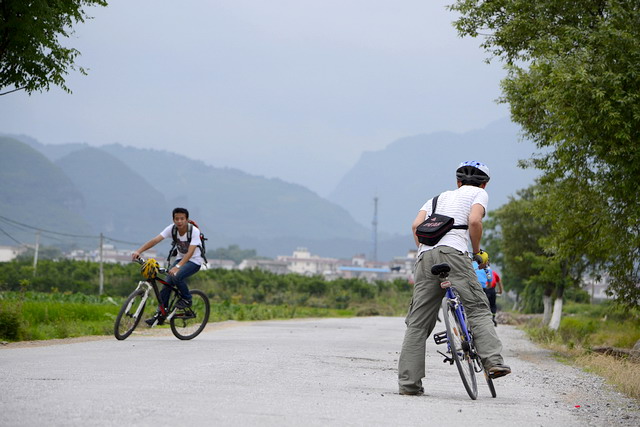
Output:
top-left (1, 317), bottom-right (638, 426)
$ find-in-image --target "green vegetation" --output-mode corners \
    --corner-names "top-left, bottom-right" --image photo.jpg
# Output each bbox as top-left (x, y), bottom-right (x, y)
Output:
top-left (451, 0), bottom-right (640, 310)
top-left (0, 259), bottom-right (413, 342)
top-left (525, 302), bottom-right (640, 350)
top-left (0, 0), bottom-right (108, 95)
top-left (521, 301), bottom-right (640, 400)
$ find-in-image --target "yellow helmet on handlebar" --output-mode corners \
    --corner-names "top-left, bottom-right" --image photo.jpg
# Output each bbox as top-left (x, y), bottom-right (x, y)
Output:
top-left (141, 258), bottom-right (160, 279)
top-left (473, 250), bottom-right (489, 266)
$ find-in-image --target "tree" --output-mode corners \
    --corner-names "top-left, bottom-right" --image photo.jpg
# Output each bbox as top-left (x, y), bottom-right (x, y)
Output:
top-left (450, 0), bottom-right (640, 310)
top-left (485, 185), bottom-right (585, 327)
top-left (209, 245), bottom-right (260, 265)
top-left (0, 0), bottom-right (107, 95)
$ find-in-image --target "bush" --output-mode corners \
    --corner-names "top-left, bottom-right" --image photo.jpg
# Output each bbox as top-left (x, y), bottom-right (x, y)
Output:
top-left (558, 316), bottom-right (598, 346)
top-left (0, 302), bottom-right (24, 341)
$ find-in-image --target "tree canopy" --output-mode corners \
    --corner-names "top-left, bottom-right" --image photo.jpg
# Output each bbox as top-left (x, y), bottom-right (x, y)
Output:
top-left (0, 0), bottom-right (107, 95)
top-left (451, 0), bottom-right (640, 309)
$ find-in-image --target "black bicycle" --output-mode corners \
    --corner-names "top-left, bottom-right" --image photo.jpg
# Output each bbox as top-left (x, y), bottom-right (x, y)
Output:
top-left (432, 263), bottom-right (496, 400)
top-left (114, 258), bottom-right (210, 340)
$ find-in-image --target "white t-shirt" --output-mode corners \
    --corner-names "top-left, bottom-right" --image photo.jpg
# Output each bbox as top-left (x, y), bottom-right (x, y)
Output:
top-left (417, 185), bottom-right (488, 255)
top-left (160, 224), bottom-right (204, 266)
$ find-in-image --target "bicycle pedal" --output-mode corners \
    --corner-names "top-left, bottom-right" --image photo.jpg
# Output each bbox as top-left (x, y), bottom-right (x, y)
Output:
top-left (437, 350), bottom-right (454, 365)
top-left (433, 331), bottom-right (448, 345)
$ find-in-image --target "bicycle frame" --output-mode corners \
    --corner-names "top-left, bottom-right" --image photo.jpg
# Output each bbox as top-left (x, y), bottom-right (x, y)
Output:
top-left (444, 286), bottom-right (472, 349)
top-left (133, 276), bottom-right (181, 323)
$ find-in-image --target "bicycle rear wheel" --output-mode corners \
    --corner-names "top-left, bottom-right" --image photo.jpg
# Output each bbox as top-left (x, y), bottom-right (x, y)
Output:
top-left (114, 289), bottom-right (147, 340)
top-left (170, 289), bottom-right (210, 340)
top-left (441, 297), bottom-right (478, 400)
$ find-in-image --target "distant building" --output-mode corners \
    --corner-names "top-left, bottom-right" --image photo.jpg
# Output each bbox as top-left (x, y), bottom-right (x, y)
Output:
top-left (582, 275), bottom-right (613, 301)
top-left (0, 245), bottom-right (26, 262)
top-left (277, 247), bottom-right (340, 276)
top-left (66, 244), bottom-right (159, 265)
top-left (238, 258), bottom-right (288, 275)
top-left (388, 249), bottom-right (417, 283)
top-left (206, 259), bottom-right (236, 270)
top-left (231, 246), bottom-right (417, 283)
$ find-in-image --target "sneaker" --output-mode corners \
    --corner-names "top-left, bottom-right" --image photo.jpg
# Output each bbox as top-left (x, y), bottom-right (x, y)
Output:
top-left (487, 364), bottom-right (511, 379)
top-left (175, 298), bottom-right (192, 309)
top-left (144, 313), bottom-right (165, 327)
top-left (399, 387), bottom-right (424, 396)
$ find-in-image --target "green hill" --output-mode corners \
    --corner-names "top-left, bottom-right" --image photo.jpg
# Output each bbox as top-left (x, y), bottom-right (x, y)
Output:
top-left (0, 136), bottom-right (92, 247)
top-left (101, 144), bottom-right (371, 244)
top-left (55, 147), bottom-right (169, 244)
top-left (1, 136), bottom-right (376, 258)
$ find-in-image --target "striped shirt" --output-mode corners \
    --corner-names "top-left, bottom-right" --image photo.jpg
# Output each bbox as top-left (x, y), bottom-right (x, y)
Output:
top-left (417, 185), bottom-right (488, 255)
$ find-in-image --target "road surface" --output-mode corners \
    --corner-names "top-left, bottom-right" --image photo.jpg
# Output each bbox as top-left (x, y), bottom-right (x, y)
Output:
top-left (1, 317), bottom-right (638, 426)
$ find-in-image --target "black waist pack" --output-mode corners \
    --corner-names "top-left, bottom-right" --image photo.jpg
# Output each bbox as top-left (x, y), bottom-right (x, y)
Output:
top-left (415, 195), bottom-right (468, 246)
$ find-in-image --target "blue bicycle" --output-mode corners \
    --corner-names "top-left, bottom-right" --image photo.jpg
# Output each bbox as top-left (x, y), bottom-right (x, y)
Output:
top-left (431, 263), bottom-right (496, 400)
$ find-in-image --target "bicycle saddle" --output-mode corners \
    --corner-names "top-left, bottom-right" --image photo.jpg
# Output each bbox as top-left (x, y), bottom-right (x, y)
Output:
top-left (431, 263), bottom-right (451, 276)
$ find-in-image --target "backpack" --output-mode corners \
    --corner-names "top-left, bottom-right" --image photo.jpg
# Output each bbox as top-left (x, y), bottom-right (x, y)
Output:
top-left (167, 220), bottom-right (208, 265)
top-left (415, 195), bottom-right (469, 246)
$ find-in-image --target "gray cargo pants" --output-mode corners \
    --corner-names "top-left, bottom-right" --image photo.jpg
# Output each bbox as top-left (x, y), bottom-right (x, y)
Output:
top-left (398, 246), bottom-right (504, 394)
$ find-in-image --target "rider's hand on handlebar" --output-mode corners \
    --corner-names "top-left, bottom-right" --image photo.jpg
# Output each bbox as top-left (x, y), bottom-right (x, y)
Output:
top-left (131, 251), bottom-right (141, 261)
top-left (473, 250), bottom-right (489, 267)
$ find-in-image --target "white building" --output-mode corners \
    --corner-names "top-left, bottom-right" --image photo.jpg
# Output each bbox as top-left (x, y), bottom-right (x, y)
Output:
top-left (238, 259), bottom-right (289, 275)
top-left (0, 245), bottom-right (26, 262)
top-left (67, 244), bottom-right (159, 265)
top-left (277, 247), bottom-right (340, 276)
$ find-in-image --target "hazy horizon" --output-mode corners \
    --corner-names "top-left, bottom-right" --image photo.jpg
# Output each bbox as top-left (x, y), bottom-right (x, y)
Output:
top-left (0, 1), bottom-right (509, 196)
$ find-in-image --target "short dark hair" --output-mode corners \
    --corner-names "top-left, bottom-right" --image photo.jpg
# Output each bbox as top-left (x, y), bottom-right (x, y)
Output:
top-left (172, 207), bottom-right (189, 219)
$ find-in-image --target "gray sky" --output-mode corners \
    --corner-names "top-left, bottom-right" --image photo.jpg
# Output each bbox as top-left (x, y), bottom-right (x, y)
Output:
top-left (0, 1), bottom-right (508, 196)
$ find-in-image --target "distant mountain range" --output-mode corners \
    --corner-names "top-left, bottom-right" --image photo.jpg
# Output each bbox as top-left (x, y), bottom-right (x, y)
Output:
top-left (0, 135), bottom-right (374, 258)
top-left (328, 119), bottom-right (541, 235)
top-left (1, 120), bottom-right (540, 260)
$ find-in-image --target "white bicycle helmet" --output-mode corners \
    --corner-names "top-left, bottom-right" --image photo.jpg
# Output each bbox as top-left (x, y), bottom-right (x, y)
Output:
top-left (456, 160), bottom-right (491, 185)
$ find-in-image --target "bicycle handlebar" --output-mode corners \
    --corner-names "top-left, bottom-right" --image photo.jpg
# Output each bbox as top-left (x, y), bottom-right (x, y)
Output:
top-left (134, 257), bottom-right (168, 275)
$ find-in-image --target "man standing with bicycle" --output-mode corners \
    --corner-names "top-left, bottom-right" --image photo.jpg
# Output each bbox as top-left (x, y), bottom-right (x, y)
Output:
top-left (131, 207), bottom-right (204, 326)
top-left (398, 161), bottom-right (511, 396)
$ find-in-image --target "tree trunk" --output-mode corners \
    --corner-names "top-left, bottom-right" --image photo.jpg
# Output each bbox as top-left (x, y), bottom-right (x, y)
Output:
top-left (548, 297), bottom-right (563, 330)
top-left (542, 294), bottom-right (552, 326)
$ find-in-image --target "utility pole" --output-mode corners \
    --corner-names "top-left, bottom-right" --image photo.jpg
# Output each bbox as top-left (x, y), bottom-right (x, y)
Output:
top-left (372, 196), bottom-right (378, 262)
top-left (99, 233), bottom-right (104, 295)
top-left (33, 231), bottom-right (40, 277)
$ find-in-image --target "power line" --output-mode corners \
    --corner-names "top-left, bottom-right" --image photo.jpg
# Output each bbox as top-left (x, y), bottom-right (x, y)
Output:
top-left (0, 224), bottom-right (24, 245)
top-left (0, 214), bottom-right (97, 239)
top-left (0, 214), bottom-right (142, 246)
top-left (104, 236), bottom-right (141, 246)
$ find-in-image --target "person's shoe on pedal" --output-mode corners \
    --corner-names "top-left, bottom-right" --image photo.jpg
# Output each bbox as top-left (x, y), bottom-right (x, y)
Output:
top-left (145, 311), bottom-right (165, 327)
top-left (487, 364), bottom-right (511, 379)
top-left (175, 298), bottom-right (192, 310)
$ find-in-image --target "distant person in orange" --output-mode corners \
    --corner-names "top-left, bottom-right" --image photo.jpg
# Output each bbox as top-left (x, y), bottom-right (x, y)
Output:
top-left (484, 266), bottom-right (503, 326)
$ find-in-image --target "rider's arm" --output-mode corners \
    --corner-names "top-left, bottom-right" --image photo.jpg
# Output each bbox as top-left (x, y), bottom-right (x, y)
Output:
top-left (468, 203), bottom-right (485, 254)
top-left (411, 210), bottom-right (428, 248)
top-left (132, 235), bottom-right (163, 260)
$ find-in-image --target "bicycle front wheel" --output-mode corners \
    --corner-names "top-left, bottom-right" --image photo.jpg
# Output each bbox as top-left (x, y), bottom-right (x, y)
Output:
top-left (441, 297), bottom-right (478, 400)
top-left (114, 289), bottom-right (147, 340)
top-left (170, 289), bottom-right (210, 340)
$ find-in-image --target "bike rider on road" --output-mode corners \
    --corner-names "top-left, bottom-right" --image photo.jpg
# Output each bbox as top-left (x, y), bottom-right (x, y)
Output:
top-left (131, 207), bottom-right (203, 326)
top-left (398, 161), bottom-right (511, 396)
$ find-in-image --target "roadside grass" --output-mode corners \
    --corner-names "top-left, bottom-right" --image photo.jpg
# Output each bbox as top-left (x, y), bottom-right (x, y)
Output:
top-left (0, 291), bottom-right (357, 342)
top-left (576, 353), bottom-right (640, 400)
top-left (520, 301), bottom-right (640, 401)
